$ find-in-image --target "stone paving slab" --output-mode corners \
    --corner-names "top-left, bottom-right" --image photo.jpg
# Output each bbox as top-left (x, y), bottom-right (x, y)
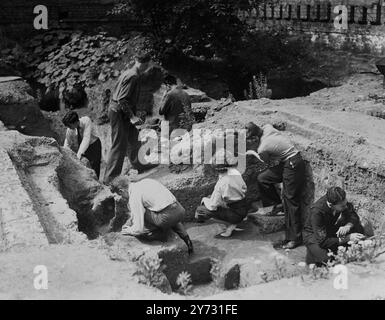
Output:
top-left (0, 148), bottom-right (48, 251)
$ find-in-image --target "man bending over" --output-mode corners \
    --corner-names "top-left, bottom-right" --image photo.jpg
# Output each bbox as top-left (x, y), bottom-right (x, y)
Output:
top-left (303, 187), bottom-right (365, 266)
top-left (110, 176), bottom-right (194, 255)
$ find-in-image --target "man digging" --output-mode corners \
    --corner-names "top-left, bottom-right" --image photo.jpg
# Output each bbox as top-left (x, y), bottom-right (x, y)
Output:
top-left (110, 175), bottom-right (194, 255)
top-left (245, 122), bottom-right (306, 249)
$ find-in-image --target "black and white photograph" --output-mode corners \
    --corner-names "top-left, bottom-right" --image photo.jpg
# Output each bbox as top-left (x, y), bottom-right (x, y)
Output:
top-left (1, 0), bottom-right (385, 306)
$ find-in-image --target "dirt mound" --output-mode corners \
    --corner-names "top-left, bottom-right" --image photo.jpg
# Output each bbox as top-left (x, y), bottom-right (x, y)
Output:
top-left (0, 79), bottom-right (58, 139)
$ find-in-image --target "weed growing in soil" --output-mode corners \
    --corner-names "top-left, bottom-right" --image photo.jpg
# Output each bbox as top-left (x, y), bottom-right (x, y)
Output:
top-left (307, 264), bottom-right (332, 280)
top-left (133, 254), bottom-right (166, 289)
top-left (176, 271), bottom-right (193, 295)
top-left (330, 237), bottom-right (385, 265)
top-left (244, 73), bottom-right (271, 100)
top-left (273, 255), bottom-right (289, 280)
top-left (303, 236), bottom-right (385, 282)
top-left (209, 258), bottom-right (222, 287)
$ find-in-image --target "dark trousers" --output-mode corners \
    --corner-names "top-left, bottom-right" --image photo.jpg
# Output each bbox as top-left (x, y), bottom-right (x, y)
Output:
top-left (83, 138), bottom-right (102, 179)
top-left (257, 153), bottom-right (306, 241)
top-left (103, 109), bottom-right (140, 184)
top-left (195, 200), bottom-right (247, 225)
top-left (305, 225), bottom-right (365, 266)
top-left (305, 243), bottom-right (337, 266)
top-left (140, 202), bottom-right (188, 241)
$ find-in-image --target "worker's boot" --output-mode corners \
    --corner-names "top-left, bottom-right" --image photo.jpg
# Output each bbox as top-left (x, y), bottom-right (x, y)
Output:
top-left (282, 240), bottom-right (302, 250)
top-left (181, 235), bottom-right (194, 255)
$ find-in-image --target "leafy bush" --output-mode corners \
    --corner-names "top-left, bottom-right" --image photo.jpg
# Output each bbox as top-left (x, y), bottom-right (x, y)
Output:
top-left (0, 30), bottom-right (73, 79)
top-left (110, 0), bottom-right (248, 61)
top-left (0, 30), bottom-right (156, 94)
top-left (329, 237), bottom-right (385, 265)
top-left (133, 254), bottom-right (167, 288)
top-left (34, 32), bottom-right (131, 89)
top-left (305, 236), bottom-right (385, 282)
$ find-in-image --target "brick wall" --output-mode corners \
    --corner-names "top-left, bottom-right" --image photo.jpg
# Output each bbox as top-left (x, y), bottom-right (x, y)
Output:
top-left (238, 0), bottom-right (385, 54)
top-left (0, 0), bottom-right (116, 24)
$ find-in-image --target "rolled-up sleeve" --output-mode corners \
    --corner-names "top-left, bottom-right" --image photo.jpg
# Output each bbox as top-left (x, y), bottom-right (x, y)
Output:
top-left (202, 179), bottom-right (225, 211)
top-left (63, 128), bottom-right (72, 149)
top-left (77, 118), bottom-right (92, 158)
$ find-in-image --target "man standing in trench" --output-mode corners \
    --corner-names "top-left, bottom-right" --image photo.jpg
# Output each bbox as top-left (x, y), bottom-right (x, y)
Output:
top-left (159, 74), bottom-right (194, 135)
top-left (246, 122), bottom-right (306, 249)
top-left (103, 52), bottom-right (151, 185)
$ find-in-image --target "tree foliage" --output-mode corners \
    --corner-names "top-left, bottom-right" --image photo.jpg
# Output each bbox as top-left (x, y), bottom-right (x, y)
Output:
top-left (110, 0), bottom-right (250, 60)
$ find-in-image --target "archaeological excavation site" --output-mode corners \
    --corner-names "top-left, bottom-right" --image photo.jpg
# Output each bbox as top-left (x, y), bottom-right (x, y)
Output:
top-left (1, 0), bottom-right (385, 301)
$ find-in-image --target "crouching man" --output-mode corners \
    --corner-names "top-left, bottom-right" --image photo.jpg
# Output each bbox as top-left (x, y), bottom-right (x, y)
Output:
top-left (195, 151), bottom-right (248, 238)
top-left (110, 176), bottom-right (194, 254)
top-left (303, 187), bottom-right (365, 266)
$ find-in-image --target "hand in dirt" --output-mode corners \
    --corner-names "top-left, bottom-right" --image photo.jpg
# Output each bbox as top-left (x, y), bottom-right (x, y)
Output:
top-left (348, 233), bottom-right (365, 243)
top-left (337, 225), bottom-right (352, 237)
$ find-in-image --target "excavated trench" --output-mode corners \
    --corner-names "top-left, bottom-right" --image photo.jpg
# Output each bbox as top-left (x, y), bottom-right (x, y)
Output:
top-left (129, 220), bottom-right (309, 296)
top-left (0, 129), bottom-right (315, 295)
top-left (3, 78), bottom-right (385, 296)
top-left (130, 113), bottom-right (385, 295)
top-left (3, 122), bottom-right (385, 297)
top-left (113, 156), bottom-right (316, 295)
top-left (2, 133), bottom-right (116, 245)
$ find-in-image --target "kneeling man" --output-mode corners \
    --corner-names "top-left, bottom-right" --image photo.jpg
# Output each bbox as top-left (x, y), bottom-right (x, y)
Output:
top-left (110, 176), bottom-right (194, 254)
top-left (303, 187), bottom-right (365, 266)
top-left (195, 151), bottom-right (248, 238)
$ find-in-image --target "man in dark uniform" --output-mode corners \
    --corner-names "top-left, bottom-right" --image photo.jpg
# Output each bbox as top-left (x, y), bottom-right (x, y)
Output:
top-left (303, 187), bottom-right (365, 266)
top-left (159, 75), bottom-right (194, 135)
top-left (103, 52), bottom-right (151, 185)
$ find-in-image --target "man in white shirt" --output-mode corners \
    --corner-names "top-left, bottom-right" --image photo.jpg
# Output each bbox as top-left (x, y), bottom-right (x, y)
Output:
top-left (110, 176), bottom-right (194, 254)
top-left (245, 122), bottom-right (306, 249)
top-left (195, 151), bottom-right (248, 238)
top-left (63, 111), bottom-right (102, 178)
